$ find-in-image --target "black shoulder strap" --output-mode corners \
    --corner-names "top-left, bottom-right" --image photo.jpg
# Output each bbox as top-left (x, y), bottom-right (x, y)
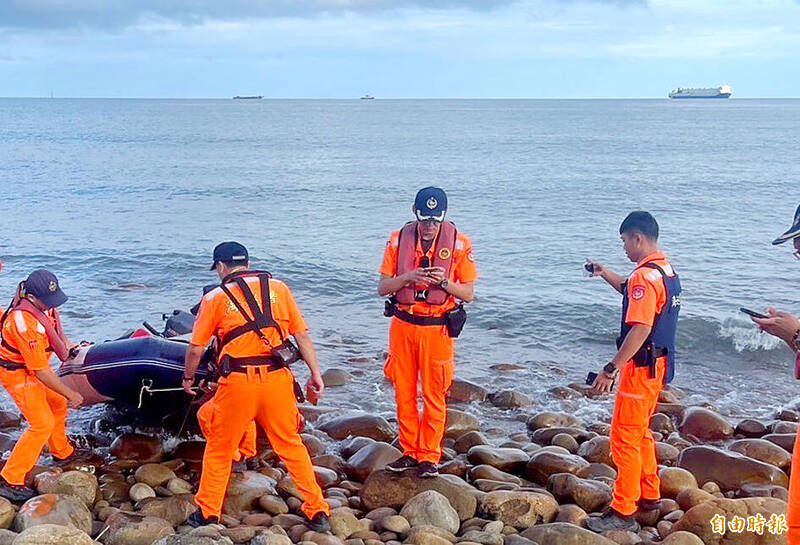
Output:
top-left (640, 262), bottom-right (670, 278)
top-left (218, 274), bottom-right (283, 351)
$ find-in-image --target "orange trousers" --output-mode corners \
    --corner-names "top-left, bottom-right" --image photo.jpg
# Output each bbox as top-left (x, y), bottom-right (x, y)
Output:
top-left (788, 424), bottom-right (800, 544)
top-left (195, 367), bottom-right (329, 519)
top-left (384, 317), bottom-right (455, 464)
top-left (0, 369), bottom-right (74, 485)
top-left (609, 359), bottom-right (666, 516)
top-left (197, 400), bottom-right (257, 462)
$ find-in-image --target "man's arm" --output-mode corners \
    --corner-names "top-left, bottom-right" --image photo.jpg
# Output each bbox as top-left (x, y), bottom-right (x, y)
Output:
top-left (35, 367), bottom-right (83, 408)
top-left (378, 270), bottom-right (432, 297)
top-left (587, 261), bottom-right (626, 294)
top-left (444, 280), bottom-right (474, 303)
top-left (611, 324), bottom-right (652, 368)
top-left (294, 330), bottom-right (324, 403)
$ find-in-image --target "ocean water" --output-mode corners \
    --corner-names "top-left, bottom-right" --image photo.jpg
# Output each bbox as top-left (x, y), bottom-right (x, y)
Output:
top-left (1, 98), bottom-right (799, 434)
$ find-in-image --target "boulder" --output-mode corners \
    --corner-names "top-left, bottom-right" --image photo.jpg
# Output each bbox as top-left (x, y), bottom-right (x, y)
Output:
top-left (488, 391), bottom-right (532, 409)
top-left (448, 380), bottom-right (489, 403)
top-left (529, 428), bottom-right (595, 446)
top-left (134, 464), bottom-right (176, 488)
top-left (656, 442), bottom-right (681, 465)
top-left (677, 446), bottom-right (788, 492)
top-left (661, 531), bottom-right (704, 545)
top-left (677, 408), bottom-right (733, 442)
top-left (466, 447), bottom-right (529, 474)
top-left (525, 451), bottom-right (589, 484)
top-left (550, 434), bottom-right (579, 454)
top-left (658, 467), bottom-right (698, 498)
top-left (729, 439), bottom-right (792, 470)
top-left (554, 504), bottom-right (588, 526)
top-left (400, 491), bottom-right (460, 534)
top-left (322, 369), bottom-right (354, 387)
top-left (136, 495), bottom-right (196, 526)
top-left (12, 494), bottom-right (92, 534)
top-left (109, 433), bottom-right (163, 463)
top-left (10, 524), bottom-right (93, 545)
top-left (0, 499), bottom-right (12, 530)
top-left (445, 410), bottom-right (480, 439)
top-left (129, 483), bottom-right (156, 502)
top-left (676, 488), bottom-right (714, 512)
top-left (104, 514), bottom-right (175, 545)
top-left (520, 522), bottom-right (617, 545)
top-left (547, 473), bottom-right (612, 513)
top-left (222, 471), bottom-right (276, 516)
top-left (650, 413), bottom-right (675, 436)
top-left (319, 414), bottom-right (395, 442)
top-left (341, 437), bottom-right (376, 459)
top-left (577, 437), bottom-right (613, 467)
top-left (38, 471), bottom-right (97, 507)
top-left (454, 432), bottom-right (489, 455)
top-left (330, 507), bottom-right (369, 539)
top-left (479, 490), bottom-right (558, 529)
top-left (671, 496), bottom-right (787, 544)
top-left (735, 419), bottom-right (768, 439)
top-left (739, 483), bottom-right (790, 501)
top-left (360, 470), bottom-right (477, 521)
top-left (763, 433), bottom-right (796, 454)
top-left (467, 466), bottom-right (522, 486)
top-left (345, 442), bottom-right (402, 483)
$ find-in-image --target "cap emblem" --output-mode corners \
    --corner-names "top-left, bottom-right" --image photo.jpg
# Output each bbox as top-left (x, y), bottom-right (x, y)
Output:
top-left (426, 197), bottom-right (438, 210)
top-left (48, 281), bottom-right (57, 293)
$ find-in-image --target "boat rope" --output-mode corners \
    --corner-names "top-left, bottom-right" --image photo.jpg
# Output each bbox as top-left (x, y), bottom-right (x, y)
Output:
top-left (138, 379), bottom-right (195, 409)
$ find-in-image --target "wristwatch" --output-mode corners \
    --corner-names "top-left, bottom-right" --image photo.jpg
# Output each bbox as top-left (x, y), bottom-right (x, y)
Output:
top-left (439, 279), bottom-right (449, 290)
top-left (602, 362), bottom-right (618, 376)
top-left (792, 329), bottom-right (800, 352)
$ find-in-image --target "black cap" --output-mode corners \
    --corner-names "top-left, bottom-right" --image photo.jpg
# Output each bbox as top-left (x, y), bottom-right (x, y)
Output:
top-left (210, 241), bottom-right (249, 270)
top-left (773, 204), bottom-right (800, 245)
top-left (414, 187), bottom-right (448, 222)
top-left (24, 269), bottom-right (68, 309)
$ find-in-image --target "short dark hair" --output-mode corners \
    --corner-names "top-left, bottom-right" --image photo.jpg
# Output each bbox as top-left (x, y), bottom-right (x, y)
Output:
top-left (619, 211), bottom-right (659, 240)
top-left (222, 259), bottom-right (249, 269)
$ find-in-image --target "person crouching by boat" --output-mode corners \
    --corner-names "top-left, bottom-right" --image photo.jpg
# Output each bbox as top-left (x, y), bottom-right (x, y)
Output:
top-left (0, 270), bottom-right (84, 502)
top-left (378, 187), bottom-right (477, 478)
top-left (751, 204), bottom-right (800, 544)
top-left (182, 242), bottom-right (330, 530)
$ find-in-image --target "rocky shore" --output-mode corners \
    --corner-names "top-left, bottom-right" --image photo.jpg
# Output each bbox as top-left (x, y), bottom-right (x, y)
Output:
top-left (0, 374), bottom-right (793, 545)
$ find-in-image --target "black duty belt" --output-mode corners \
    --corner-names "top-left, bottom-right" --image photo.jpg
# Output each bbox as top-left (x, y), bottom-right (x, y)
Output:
top-left (0, 359), bottom-right (26, 371)
top-left (391, 309), bottom-right (447, 326)
top-left (221, 354), bottom-right (285, 375)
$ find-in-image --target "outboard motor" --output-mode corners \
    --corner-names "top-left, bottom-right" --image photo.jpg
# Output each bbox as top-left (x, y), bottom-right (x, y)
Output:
top-left (162, 310), bottom-right (195, 338)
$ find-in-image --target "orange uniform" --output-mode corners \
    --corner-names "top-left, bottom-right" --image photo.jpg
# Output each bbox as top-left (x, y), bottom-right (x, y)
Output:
top-left (379, 227), bottom-right (477, 463)
top-left (190, 274), bottom-right (328, 520)
top-left (610, 251), bottom-right (674, 516)
top-left (790, 380), bottom-right (800, 543)
top-left (0, 309), bottom-right (74, 485)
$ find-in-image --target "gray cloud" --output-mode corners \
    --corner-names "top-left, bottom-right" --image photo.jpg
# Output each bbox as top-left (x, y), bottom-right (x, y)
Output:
top-left (0, 0), bottom-right (646, 30)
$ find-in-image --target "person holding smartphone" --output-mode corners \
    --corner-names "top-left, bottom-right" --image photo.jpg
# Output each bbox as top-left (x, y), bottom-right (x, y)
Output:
top-left (378, 187), bottom-right (476, 478)
top-left (584, 211), bottom-right (681, 533)
top-left (751, 204), bottom-right (800, 544)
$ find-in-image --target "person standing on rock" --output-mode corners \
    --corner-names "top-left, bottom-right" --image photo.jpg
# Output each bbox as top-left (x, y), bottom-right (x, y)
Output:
top-left (585, 211), bottom-right (681, 533)
top-left (378, 187), bottom-right (477, 478)
top-left (182, 242), bottom-right (330, 530)
top-left (0, 270), bottom-right (84, 502)
top-left (750, 203), bottom-right (800, 544)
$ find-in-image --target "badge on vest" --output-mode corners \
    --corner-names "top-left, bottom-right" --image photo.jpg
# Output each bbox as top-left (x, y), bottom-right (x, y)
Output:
top-left (438, 248), bottom-right (452, 260)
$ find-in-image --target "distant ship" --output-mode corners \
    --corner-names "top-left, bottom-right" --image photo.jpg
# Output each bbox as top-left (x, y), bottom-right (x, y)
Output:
top-left (669, 85), bottom-right (732, 99)
top-left (360, 94), bottom-right (375, 100)
top-left (233, 95), bottom-right (263, 100)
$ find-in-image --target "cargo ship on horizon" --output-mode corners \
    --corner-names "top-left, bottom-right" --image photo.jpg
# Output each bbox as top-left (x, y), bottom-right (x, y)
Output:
top-left (669, 85), bottom-right (732, 99)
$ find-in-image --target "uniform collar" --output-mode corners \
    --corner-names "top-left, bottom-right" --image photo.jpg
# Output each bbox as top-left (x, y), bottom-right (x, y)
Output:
top-left (637, 250), bottom-right (665, 266)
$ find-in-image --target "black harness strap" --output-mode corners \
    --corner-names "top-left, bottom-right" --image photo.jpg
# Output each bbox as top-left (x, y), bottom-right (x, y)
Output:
top-left (218, 273), bottom-right (282, 352)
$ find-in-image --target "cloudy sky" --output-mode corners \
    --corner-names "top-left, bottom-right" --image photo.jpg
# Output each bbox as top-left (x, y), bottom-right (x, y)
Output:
top-left (0, 0), bottom-right (798, 98)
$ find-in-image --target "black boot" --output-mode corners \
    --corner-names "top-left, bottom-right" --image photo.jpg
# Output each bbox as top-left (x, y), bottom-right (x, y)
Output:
top-left (417, 462), bottom-right (439, 478)
top-left (306, 511), bottom-right (331, 533)
top-left (585, 507), bottom-right (641, 533)
top-left (186, 510), bottom-right (220, 527)
top-left (386, 455), bottom-right (419, 473)
top-left (0, 477), bottom-right (36, 503)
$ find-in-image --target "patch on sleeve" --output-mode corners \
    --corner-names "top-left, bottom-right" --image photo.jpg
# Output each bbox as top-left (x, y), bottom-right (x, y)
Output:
top-left (632, 286), bottom-right (646, 300)
top-left (467, 250), bottom-right (474, 262)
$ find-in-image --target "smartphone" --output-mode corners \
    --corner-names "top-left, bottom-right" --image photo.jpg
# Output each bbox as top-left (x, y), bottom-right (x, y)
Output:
top-left (740, 307), bottom-right (768, 320)
top-left (584, 263), bottom-right (595, 274)
top-left (586, 371), bottom-right (598, 385)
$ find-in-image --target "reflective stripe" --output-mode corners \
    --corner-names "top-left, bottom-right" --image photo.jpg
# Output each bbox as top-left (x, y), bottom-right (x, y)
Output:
top-left (455, 240), bottom-right (465, 251)
top-left (35, 322), bottom-right (45, 334)
top-left (13, 311), bottom-right (26, 332)
top-left (203, 287), bottom-right (222, 301)
top-left (618, 391), bottom-right (645, 400)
